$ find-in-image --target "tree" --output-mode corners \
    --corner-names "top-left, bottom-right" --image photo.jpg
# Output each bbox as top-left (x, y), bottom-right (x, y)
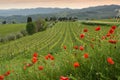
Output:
top-left (45, 18), bottom-right (49, 21)
top-left (35, 19), bottom-right (46, 32)
top-left (2, 21), bottom-right (6, 24)
top-left (27, 17), bottom-right (32, 23)
top-left (26, 17), bottom-right (36, 35)
top-left (12, 21), bottom-right (16, 24)
top-left (69, 17), bottom-right (72, 21)
top-left (26, 22), bottom-right (36, 35)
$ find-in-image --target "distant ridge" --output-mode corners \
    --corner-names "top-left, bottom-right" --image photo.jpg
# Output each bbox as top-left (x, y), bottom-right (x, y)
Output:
top-left (0, 5), bottom-right (120, 23)
top-left (0, 7), bottom-right (72, 16)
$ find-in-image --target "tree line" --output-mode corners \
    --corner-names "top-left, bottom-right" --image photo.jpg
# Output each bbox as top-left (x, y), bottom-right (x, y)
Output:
top-left (45, 17), bottom-right (78, 21)
top-left (26, 17), bottom-right (48, 35)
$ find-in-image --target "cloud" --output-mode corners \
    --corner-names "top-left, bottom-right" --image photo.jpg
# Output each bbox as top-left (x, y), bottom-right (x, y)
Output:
top-left (0, 0), bottom-right (120, 9)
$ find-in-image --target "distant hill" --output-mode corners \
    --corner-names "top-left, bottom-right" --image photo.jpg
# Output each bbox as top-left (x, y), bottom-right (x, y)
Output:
top-left (0, 8), bottom-right (72, 16)
top-left (0, 5), bottom-right (120, 23)
top-left (66, 5), bottom-right (120, 19)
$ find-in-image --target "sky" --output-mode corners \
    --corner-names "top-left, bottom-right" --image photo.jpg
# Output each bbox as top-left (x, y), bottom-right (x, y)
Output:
top-left (0, 0), bottom-right (120, 9)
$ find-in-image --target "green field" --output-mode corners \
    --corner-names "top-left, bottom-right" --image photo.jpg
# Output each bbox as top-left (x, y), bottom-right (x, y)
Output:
top-left (0, 22), bottom-right (120, 80)
top-left (0, 24), bottom-right (26, 37)
top-left (92, 19), bottom-right (120, 22)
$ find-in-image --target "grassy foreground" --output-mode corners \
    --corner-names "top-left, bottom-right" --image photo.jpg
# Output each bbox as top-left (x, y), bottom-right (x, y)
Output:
top-left (0, 22), bottom-right (120, 80)
top-left (0, 24), bottom-right (26, 37)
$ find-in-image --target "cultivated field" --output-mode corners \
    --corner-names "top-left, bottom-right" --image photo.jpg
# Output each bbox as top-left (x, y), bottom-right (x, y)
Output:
top-left (0, 21), bottom-right (120, 80)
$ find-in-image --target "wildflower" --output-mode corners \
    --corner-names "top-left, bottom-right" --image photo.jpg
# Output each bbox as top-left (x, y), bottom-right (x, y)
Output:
top-left (79, 46), bottom-right (84, 51)
top-left (111, 25), bottom-right (116, 30)
top-left (102, 36), bottom-right (106, 40)
top-left (32, 57), bottom-right (38, 64)
top-left (109, 29), bottom-right (114, 34)
top-left (84, 53), bottom-right (89, 58)
top-left (26, 63), bottom-right (32, 67)
top-left (106, 32), bottom-right (111, 37)
top-left (38, 66), bottom-right (44, 70)
top-left (95, 26), bottom-right (101, 31)
top-left (74, 62), bottom-right (80, 68)
top-left (107, 57), bottom-right (114, 65)
top-left (0, 75), bottom-right (4, 80)
top-left (45, 55), bottom-right (49, 60)
top-left (4, 71), bottom-right (10, 76)
top-left (48, 54), bottom-right (52, 58)
top-left (33, 52), bottom-right (38, 57)
top-left (108, 40), bottom-right (117, 44)
top-left (60, 76), bottom-right (69, 80)
top-left (50, 56), bottom-right (54, 60)
top-left (74, 46), bottom-right (78, 50)
top-left (83, 28), bottom-right (88, 32)
top-left (64, 46), bottom-right (66, 49)
top-left (45, 54), bottom-right (54, 60)
top-left (80, 34), bottom-right (85, 39)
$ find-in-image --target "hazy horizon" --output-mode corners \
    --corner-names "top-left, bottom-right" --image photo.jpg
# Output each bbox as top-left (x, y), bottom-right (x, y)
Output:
top-left (0, 4), bottom-right (120, 10)
top-left (0, 0), bottom-right (120, 10)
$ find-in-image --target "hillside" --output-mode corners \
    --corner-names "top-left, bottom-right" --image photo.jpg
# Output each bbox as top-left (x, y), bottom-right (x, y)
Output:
top-left (0, 8), bottom-right (71, 16)
top-left (0, 5), bottom-right (120, 23)
top-left (0, 22), bottom-right (120, 80)
top-left (0, 24), bottom-right (26, 37)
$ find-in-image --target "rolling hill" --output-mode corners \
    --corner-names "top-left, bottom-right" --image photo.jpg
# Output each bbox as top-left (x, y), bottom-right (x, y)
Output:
top-left (0, 5), bottom-right (120, 23)
top-left (0, 22), bottom-right (120, 80)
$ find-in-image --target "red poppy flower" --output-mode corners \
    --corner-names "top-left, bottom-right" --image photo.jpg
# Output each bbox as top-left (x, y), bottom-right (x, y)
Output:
top-left (84, 53), bottom-right (89, 58)
top-left (50, 56), bottom-right (54, 60)
top-left (74, 46), bottom-right (78, 50)
top-left (95, 26), bottom-right (101, 31)
top-left (80, 34), bottom-right (85, 39)
top-left (45, 55), bottom-right (49, 60)
top-left (111, 26), bottom-right (116, 30)
top-left (106, 32), bottom-right (111, 37)
top-left (33, 52), bottom-right (38, 57)
top-left (79, 46), bottom-right (84, 51)
top-left (38, 66), bottom-right (44, 70)
top-left (83, 28), bottom-right (88, 32)
top-left (109, 29), bottom-right (114, 34)
top-left (4, 71), bottom-right (10, 76)
top-left (0, 75), bottom-right (4, 80)
top-left (107, 57), bottom-right (114, 65)
top-left (60, 76), bottom-right (69, 80)
top-left (47, 54), bottom-right (52, 58)
top-left (32, 57), bottom-right (38, 64)
top-left (64, 46), bottom-right (67, 49)
top-left (102, 36), bottom-right (106, 40)
top-left (74, 62), bottom-right (80, 68)
top-left (45, 54), bottom-right (54, 60)
top-left (26, 63), bottom-right (32, 67)
top-left (108, 40), bottom-right (117, 44)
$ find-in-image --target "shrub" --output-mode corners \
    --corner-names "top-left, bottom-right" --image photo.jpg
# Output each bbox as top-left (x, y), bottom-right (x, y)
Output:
top-left (81, 21), bottom-right (112, 26)
top-left (0, 37), bottom-right (8, 43)
top-left (20, 30), bottom-right (28, 36)
top-left (7, 34), bottom-right (16, 41)
top-left (35, 19), bottom-right (46, 32)
top-left (2, 21), bottom-right (7, 24)
top-left (0, 37), bottom-right (2, 42)
top-left (16, 33), bottom-right (23, 39)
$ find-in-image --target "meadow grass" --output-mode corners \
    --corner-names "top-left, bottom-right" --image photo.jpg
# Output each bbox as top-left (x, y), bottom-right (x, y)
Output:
top-left (0, 22), bottom-right (120, 80)
top-left (0, 23), bottom-right (26, 37)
